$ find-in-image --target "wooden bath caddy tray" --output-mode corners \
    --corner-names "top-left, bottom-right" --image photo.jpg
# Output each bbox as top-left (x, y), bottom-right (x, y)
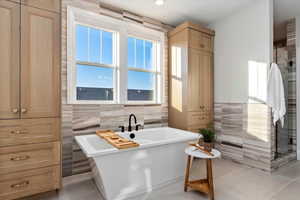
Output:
top-left (96, 130), bottom-right (139, 149)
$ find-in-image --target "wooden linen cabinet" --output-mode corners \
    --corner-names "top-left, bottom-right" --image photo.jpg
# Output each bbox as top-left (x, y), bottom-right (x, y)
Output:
top-left (0, 0), bottom-right (61, 199)
top-left (168, 21), bottom-right (214, 132)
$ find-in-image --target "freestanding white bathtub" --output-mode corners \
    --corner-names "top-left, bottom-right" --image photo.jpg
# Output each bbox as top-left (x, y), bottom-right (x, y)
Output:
top-left (75, 127), bottom-right (200, 200)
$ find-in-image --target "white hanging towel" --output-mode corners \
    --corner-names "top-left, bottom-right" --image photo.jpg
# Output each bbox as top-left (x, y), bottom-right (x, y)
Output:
top-left (267, 63), bottom-right (286, 127)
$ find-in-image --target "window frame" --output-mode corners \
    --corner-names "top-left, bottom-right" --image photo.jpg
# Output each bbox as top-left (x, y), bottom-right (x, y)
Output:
top-left (74, 22), bottom-right (118, 103)
top-left (126, 35), bottom-right (161, 104)
top-left (67, 6), bottom-right (164, 105)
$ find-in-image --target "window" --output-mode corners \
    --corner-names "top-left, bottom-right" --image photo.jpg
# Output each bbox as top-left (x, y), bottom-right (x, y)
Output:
top-left (75, 25), bottom-right (116, 101)
top-left (127, 37), bottom-right (160, 102)
top-left (68, 7), bottom-right (164, 104)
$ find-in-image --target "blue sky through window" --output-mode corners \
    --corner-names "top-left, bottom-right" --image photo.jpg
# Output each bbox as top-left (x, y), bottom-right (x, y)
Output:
top-left (102, 31), bottom-right (113, 64)
top-left (76, 25), bottom-right (114, 89)
top-left (128, 37), bottom-right (135, 67)
top-left (76, 25), bottom-right (88, 61)
top-left (76, 25), bottom-right (156, 93)
top-left (128, 70), bottom-right (154, 90)
top-left (136, 39), bottom-right (144, 68)
top-left (76, 64), bottom-right (113, 88)
top-left (145, 41), bottom-right (153, 69)
top-left (76, 25), bottom-right (113, 64)
top-left (89, 28), bottom-right (101, 63)
top-left (127, 37), bottom-right (155, 92)
top-left (127, 37), bottom-right (153, 70)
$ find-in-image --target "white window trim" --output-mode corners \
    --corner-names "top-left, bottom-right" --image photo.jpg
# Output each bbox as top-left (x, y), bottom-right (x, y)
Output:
top-left (67, 6), bottom-right (165, 105)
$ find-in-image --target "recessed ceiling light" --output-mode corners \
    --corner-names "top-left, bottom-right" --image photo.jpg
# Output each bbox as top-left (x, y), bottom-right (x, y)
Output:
top-left (155, 0), bottom-right (165, 6)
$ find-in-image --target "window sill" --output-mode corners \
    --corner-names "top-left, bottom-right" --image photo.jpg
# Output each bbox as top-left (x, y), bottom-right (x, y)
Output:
top-left (67, 100), bottom-right (162, 106)
top-left (124, 102), bottom-right (163, 106)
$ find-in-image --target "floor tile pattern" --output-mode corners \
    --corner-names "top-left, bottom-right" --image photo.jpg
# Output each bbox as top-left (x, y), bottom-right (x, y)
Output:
top-left (23, 159), bottom-right (300, 200)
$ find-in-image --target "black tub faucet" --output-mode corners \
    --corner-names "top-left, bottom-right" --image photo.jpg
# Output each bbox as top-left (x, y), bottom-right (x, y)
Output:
top-left (128, 114), bottom-right (142, 132)
top-left (128, 114), bottom-right (137, 132)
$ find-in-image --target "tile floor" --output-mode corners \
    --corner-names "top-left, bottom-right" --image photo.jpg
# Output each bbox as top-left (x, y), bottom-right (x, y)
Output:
top-left (23, 159), bottom-right (300, 200)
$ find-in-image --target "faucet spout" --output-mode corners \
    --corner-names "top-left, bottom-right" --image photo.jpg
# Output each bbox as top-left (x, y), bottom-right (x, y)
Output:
top-left (128, 114), bottom-right (137, 132)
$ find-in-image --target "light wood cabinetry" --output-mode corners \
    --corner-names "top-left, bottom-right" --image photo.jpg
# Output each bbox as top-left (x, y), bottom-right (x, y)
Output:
top-left (0, 118), bottom-right (60, 147)
top-left (0, 142), bottom-right (60, 174)
top-left (0, 0), bottom-right (61, 199)
top-left (21, 0), bottom-right (60, 12)
top-left (0, 166), bottom-right (60, 200)
top-left (188, 49), bottom-right (213, 122)
top-left (168, 21), bottom-right (214, 132)
top-left (0, 0), bottom-right (20, 120)
top-left (21, 5), bottom-right (60, 118)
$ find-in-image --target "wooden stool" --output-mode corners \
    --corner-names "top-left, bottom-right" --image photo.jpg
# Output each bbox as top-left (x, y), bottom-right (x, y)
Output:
top-left (184, 146), bottom-right (221, 200)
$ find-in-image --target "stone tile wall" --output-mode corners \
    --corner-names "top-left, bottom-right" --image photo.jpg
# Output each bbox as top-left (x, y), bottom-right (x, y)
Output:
top-left (286, 19), bottom-right (297, 153)
top-left (214, 103), bottom-right (273, 171)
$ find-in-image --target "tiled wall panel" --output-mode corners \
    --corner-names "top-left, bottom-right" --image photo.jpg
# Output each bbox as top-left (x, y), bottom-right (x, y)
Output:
top-left (214, 103), bottom-right (273, 171)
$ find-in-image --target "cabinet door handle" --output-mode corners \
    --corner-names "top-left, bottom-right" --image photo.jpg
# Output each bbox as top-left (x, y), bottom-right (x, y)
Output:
top-left (10, 155), bottom-right (30, 161)
top-left (11, 130), bottom-right (20, 134)
top-left (21, 108), bottom-right (27, 113)
top-left (12, 108), bottom-right (19, 113)
top-left (11, 181), bottom-right (30, 189)
top-left (200, 44), bottom-right (205, 48)
top-left (11, 130), bottom-right (28, 135)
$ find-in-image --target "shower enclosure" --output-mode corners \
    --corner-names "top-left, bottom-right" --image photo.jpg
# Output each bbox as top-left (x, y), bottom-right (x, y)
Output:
top-left (272, 18), bottom-right (297, 167)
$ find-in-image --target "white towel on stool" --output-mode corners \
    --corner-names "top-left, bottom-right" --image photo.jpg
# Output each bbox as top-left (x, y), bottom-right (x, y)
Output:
top-left (267, 63), bottom-right (286, 127)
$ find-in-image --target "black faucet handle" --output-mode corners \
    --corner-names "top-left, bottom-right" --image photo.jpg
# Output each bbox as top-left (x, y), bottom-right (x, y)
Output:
top-left (135, 124), bottom-right (142, 131)
top-left (118, 125), bottom-right (125, 132)
top-left (128, 125), bottom-right (132, 132)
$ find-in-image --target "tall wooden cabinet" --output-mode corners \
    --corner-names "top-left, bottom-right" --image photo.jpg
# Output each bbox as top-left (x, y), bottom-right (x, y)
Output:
top-left (168, 22), bottom-right (214, 132)
top-left (0, 0), bottom-right (61, 199)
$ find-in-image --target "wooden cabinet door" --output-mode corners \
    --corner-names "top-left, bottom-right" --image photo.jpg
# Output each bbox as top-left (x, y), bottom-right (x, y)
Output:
top-left (0, 0), bottom-right (20, 119)
top-left (201, 51), bottom-right (213, 121)
top-left (188, 48), bottom-right (202, 111)
top-left (188, 48), bottom-right (213, 122)
top-left (21, 0), bottom-right (60, 12)
top-left (21, 5), bottom-right (60, 118)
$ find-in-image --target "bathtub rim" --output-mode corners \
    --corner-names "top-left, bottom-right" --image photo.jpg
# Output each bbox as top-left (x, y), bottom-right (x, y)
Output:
top-left (75, 127), bottom-right (201, 158)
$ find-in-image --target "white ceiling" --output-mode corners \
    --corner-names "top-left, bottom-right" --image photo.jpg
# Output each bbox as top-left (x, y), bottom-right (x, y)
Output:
top-left (99, 0), bottom-right (299, 41)
top-left (274, 0), bottom-right (300, 41)
top-left (99, 0), bottom-right (253, 26)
